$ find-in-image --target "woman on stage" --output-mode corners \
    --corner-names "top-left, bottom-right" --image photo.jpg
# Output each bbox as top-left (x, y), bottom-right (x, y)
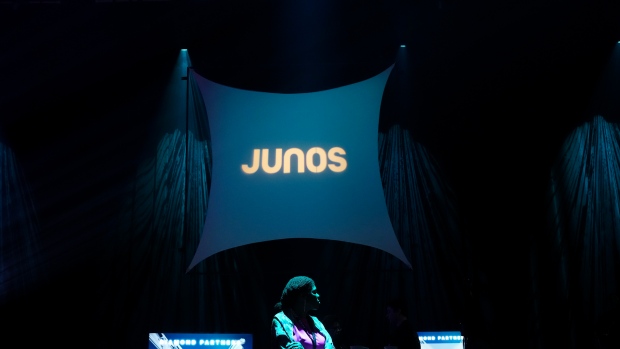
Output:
top-left (271, 276), bottom-right (336, 349)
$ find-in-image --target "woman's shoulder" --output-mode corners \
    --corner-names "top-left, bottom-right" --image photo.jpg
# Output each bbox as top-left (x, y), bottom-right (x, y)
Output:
top-left (309, 315), bottom-right (328, 330)
top-left (273, 310), bottom-right (293, 322)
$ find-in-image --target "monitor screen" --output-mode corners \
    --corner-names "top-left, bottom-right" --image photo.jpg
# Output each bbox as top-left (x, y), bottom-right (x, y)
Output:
top-left (148, 333), bottom-right (253, 349)
top-left (417, 331), bottom-right (464, 349)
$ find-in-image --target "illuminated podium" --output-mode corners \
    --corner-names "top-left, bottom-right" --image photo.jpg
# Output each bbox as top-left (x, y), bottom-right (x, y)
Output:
top-left (417, 331), bottom-right (464, 349)
top-left (148, 333), bottom-right (253, 349)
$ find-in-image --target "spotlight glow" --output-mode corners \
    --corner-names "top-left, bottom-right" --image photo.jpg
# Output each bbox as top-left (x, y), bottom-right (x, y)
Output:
top-left (400, 44), bottom-right (406, 48)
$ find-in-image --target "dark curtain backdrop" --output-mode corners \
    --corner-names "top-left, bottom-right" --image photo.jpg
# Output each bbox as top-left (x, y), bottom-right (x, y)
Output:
top-left (1, 6), bottom-right (619, 347)
top-left (91, 68), bottom-right (472, 349)
top-left (2, 61), bottom-right (619, 349)
top-left (0, 145), bottom-right (45, 303)
top-left (539, 115), bottom-right (620, 349)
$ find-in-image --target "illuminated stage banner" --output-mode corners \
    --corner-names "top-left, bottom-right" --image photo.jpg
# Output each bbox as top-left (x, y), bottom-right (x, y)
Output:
top-left (187, 64), bottom-right (412, 271)
top-left (149, 333), bottom-right (253, 348)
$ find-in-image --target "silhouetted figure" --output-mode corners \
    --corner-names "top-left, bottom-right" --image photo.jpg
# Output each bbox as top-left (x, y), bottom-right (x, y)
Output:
top-left (271, 276), bottom-right (336, 349)
top-left (322, 314), bottom-right (346, 349)
top-left (385, 298), bottom-right (421, 349)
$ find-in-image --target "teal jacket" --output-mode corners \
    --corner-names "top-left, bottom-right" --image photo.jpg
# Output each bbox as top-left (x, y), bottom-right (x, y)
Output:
top-left (272, 309), bottom-right (336, 349)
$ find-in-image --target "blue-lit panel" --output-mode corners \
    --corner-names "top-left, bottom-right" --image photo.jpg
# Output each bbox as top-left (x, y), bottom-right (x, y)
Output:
top-left (417, 331), bottom-right (464, 349)
top-left (148, 333), bottom-right (253, 349)
top-left (187, 64), bottom-right (412, 271)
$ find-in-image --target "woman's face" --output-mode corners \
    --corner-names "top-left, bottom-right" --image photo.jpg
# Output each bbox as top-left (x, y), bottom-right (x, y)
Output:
top-left (305, 285), bottom-right (320, 311)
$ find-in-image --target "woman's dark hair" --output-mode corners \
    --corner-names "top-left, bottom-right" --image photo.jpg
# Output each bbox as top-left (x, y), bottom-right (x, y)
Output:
top-left (274, 276), bottom-right (315, 312)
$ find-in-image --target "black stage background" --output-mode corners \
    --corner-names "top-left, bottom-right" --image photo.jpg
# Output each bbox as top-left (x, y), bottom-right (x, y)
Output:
top-left (1, 1), bottom-right (620, 348)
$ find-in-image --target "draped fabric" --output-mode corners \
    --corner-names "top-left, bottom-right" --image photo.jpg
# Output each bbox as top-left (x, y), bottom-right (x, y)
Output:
top-left (0, 144), bottom-right (44, 303)
top-left (378, 124), bottom-right (468, 331)
top-left (95, 71), bottom-right (274, 348)
top-left (91, 70), bottom-right (471, 348)
top-left (315, 124), bottom-right (470, 347)
top-left (0, 67), bottom-right (475, 348)
top-left (543, 115), bottom-right (620, 349)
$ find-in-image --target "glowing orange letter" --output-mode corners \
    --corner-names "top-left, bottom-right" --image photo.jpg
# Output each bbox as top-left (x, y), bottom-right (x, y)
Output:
top-left (283, 148), bottom-right (305, 174)
top-left (262, 148), bottom-right (283, 174)
top-left (328, 147), bottom-right (347, 172)
top-left (241, 149), bottom-right (261, 174)
top-left (306, 147), bottom-right (327, 173)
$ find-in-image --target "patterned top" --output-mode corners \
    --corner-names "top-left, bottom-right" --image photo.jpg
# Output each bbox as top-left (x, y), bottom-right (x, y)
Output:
top-left (272, 309), bottom-right (336, 349)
